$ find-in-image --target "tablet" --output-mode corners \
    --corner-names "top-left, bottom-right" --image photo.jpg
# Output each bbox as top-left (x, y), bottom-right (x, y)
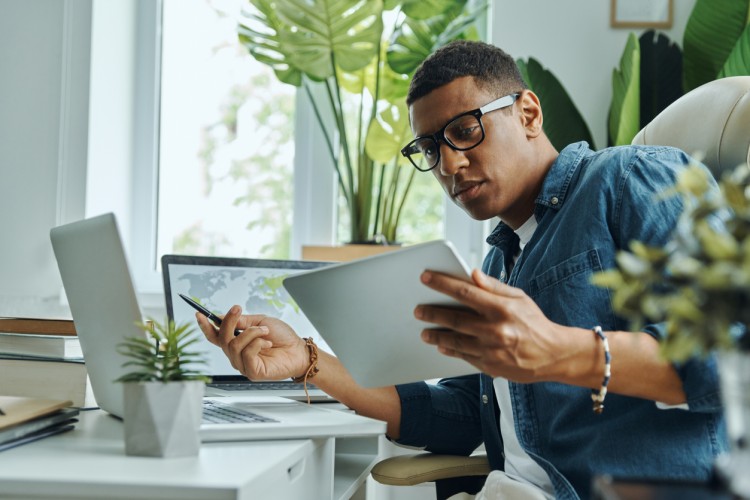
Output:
top-left (283, 240), bottom-right (478, 387)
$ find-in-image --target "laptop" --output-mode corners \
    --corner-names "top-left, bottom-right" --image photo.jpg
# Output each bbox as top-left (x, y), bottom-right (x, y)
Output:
top-left (49, 213), bottom-right (385, 441)
top-left (161, 254), bottom-right (334, 401)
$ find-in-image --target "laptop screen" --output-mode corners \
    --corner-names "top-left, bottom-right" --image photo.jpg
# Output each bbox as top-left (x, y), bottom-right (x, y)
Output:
top-left (161, 255), bottom-right (333, 379)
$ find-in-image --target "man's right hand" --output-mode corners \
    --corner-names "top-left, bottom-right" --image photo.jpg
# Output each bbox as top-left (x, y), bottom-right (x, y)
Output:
top-left (195, 305), bottom-right (309, 381)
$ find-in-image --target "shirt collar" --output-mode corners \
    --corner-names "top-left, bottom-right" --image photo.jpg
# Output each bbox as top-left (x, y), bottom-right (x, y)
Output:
top-left (486, 141), bottom-right (591, 247)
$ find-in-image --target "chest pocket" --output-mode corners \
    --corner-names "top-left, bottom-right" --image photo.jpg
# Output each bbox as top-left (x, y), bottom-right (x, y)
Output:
top-left (525, 249), bottom-right (615, 328)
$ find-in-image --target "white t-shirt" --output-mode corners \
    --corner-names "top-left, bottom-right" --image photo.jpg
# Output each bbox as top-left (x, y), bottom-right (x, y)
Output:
top-left (490, 215), bottom-right (555, 498)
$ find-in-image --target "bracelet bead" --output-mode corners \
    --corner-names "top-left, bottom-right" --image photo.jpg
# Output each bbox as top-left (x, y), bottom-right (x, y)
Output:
top-left (591, 326), bottom-right (611, 414)
top-left (292, 337), bottom-right (319, 404)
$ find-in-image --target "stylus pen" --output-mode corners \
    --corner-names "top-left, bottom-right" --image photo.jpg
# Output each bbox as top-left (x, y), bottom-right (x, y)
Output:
top-left (179, 293), bottom-right (242, 336)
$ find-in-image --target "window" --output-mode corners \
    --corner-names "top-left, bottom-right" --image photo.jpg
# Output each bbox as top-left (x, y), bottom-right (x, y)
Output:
top-left (115, 0), bottom-right (489, 295)
top-left (158, 0), bottom-right (295, 260)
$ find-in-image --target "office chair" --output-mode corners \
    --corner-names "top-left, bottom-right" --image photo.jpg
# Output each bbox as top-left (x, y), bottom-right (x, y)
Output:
top-left (631, 76), bottom-right (750, 174)
top-left (370, 76), bottom-right (750, 499)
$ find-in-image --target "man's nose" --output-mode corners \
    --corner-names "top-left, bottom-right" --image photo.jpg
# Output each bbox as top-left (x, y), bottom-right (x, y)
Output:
top-left (438, 142), bottom-right (469, 176)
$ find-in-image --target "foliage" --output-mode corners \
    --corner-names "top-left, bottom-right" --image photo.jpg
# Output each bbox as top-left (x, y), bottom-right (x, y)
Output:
top-left (116, 319), bottom-right (210, 383)
top-left (609, 33), bottom-right (640, 148)
top-left (592, 161), bottom-right (750, 361)
top-left (237, 0), bottom-right (486, 243)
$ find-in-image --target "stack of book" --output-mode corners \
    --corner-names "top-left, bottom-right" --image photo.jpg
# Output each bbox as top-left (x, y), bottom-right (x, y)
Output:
top-left (0, 318), bottom-right (96, 408)
top-left (0, 396), bottom-right (79, 451)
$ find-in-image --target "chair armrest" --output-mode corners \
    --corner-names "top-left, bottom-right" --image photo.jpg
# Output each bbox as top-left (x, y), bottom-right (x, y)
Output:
top-left (371, 453), bottom-right (491, 487)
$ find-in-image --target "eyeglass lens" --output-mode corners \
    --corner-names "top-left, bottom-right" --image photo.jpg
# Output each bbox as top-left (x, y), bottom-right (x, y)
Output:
top-left (407, 113), bottom-right (484, 171)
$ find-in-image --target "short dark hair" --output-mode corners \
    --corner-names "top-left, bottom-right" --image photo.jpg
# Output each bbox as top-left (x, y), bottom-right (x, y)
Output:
top-left (406, 40), bottom-right (528, 105)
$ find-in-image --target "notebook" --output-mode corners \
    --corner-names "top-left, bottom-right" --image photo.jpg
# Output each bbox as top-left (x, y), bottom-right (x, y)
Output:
top-left (161, 254), bottom-right (334, 401)
top-left (283, 240), bottom-right (478, 387)
top-left (50, 213), bottom-right (385, 441)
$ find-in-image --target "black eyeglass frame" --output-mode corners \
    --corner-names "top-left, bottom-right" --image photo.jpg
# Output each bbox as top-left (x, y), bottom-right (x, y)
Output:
top-left (400, 93), bottom-right (520, 172)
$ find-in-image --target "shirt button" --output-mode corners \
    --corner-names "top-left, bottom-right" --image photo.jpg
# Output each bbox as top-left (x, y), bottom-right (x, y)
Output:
top-left (482, 394), bottom-right (489, 404)
top-left (550, 196), bottom-right (559, 205)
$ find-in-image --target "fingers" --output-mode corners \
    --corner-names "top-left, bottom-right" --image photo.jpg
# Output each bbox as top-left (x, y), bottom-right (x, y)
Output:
top-left (414, 304), bottom-right (482, 337)
top-left (421, 328), bottom-right (484, 358)
top-left (196, 313), bottom-right (219, 345)
top-left (195, 306), bottom-right (271, 376)
top-left (420, 270), bottom-right (520, 310)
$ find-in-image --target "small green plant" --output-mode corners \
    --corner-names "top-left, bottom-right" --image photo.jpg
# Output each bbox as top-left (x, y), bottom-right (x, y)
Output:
top-left (592, 160), bottom-right (750, 361)
top-left (116, 319), bottom-right (210, 383)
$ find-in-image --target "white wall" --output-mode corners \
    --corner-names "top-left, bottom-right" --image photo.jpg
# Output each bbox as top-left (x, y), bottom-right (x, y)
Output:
top-left (491, 0), bottom-right (697, 150)
top-left (0, 0), bottom-right (91, 316)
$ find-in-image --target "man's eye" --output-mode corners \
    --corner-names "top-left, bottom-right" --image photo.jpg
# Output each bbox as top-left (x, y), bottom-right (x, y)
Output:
top-left (457, 126), bottom-right (479, 138)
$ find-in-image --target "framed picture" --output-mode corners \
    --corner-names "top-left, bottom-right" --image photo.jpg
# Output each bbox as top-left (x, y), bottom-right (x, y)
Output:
top-left (610, 0), bottom-right (673, 29)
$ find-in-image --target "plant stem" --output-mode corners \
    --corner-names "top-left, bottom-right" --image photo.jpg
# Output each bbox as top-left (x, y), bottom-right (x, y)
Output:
top-left (303, 82), bottom-right (350, 207)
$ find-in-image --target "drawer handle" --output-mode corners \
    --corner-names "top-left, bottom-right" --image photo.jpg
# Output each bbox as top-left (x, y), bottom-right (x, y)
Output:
top-left (287, 458), bottom-right (306, 482)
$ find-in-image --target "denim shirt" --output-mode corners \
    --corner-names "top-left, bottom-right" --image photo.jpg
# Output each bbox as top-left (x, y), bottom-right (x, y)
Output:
top-left (395, 142), bottom-right (728, 499)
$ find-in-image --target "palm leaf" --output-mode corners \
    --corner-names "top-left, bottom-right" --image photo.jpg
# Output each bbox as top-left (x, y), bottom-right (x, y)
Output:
top-left (718, 24), bottom-right (750, 77)
top-left (401, 0), bottom-right (463, 20)
top-left (240, 0), bottom-right (383, 83)
top-left (387, 1), bottom-right (486, 76)
top-left (609, 33), bottom-right (640, 146)
top-left (276, 0), bottom-right (383, 78)
top-left (516, 57), bottom-right (594, 151)
top-left (365, 100), bottom-right (412, 165)
top-left (639, 30), bottom-right (683, 129)
top-left (238, 0), bottom-right (303, 86)
top-left (683, 0), bottom-right (749, 91)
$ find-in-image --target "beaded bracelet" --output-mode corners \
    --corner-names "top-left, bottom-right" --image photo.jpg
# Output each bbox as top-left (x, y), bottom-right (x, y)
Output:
top-left (591, 326), bottom-right (611, 414)
top-left (292, 337), bottom-right (320, 404)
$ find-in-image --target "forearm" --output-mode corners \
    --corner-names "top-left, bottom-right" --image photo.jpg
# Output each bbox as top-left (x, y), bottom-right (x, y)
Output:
top-left (551, 326), bottom-right (686, 405)
top-left (310, 351), bottom-right (403, 438)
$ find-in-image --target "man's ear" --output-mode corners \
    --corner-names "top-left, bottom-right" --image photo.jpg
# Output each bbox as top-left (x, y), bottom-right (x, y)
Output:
top-left (518, 90), bottom-right (544, 139)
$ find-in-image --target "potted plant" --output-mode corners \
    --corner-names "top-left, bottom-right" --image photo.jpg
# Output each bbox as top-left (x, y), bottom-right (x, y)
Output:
top-left (237, 0), bottom-right (486, 247)
top-left (592, 160), bottom-right (750, 495)
top-left (116, 319), bottom-right (209, 458)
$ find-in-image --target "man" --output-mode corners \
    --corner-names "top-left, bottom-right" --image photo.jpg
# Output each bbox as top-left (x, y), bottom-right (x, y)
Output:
top-left (196, 41), bottom-right (726, 499)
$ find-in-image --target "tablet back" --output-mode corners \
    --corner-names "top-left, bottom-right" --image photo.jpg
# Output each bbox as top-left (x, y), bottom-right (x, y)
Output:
top-left (283, 240), bottom-right (477, 387)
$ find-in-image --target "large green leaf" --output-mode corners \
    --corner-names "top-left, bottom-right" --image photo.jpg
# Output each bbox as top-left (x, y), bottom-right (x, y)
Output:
top-left (242, 0), bottom-right (384, 82)
top-left (516, 58), bottom-right (594, 151)
top-left (237, 0), bottom-right (303, 86)
top-left (639, 30), bottom-right (683, 128)
top-left (683, 0), bottom-right (749, 91)
top-left (609, 33), bottom-right (640, 146)
top-left (718, 24), bottom-right (750, 77)
top-left (365, 100), bottom-right (412, 166)
top-left (387, 1), bottom-right (486, 76)
top-left (401, 0), bottom-right (462, 20)
top-left (339, 42), bottom-right (410, 101)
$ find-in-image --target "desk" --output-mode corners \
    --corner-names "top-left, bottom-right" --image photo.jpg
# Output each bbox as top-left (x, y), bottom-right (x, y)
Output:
top-left (0, 409), bottom-right (386, 499)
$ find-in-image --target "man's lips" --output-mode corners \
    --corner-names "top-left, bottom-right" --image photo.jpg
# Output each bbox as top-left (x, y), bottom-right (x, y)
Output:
top-left (452, 180), bottom-right (484, 201)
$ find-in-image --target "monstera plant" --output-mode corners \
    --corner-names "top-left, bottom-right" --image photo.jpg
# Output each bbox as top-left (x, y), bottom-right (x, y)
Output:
top-left (238, 0), bottom-right (486, 244)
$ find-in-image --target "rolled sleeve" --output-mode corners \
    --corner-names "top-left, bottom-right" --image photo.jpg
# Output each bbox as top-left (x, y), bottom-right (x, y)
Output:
top-left (394, 375), bottom-right (484, 456)
top-left (643, 323), bottom-right (722, 413)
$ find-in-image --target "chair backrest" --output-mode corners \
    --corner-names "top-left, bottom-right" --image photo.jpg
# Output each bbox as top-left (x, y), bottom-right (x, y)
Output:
top-left (631, 76), bottom-right (750, 178)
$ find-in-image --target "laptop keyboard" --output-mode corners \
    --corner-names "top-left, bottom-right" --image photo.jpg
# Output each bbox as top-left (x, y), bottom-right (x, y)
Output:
top-left (208, 382), bottom-right (317, 391)
top-left (202, 400), bottom-right (279, 424)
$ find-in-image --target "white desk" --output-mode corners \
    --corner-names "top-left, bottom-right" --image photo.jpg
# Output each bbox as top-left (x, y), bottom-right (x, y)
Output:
top-left (0, 409), bottom-right (386, 499)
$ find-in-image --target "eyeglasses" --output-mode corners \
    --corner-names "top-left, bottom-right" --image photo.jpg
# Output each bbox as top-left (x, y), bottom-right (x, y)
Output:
top-left (400, 93), bottom-right (520, 172)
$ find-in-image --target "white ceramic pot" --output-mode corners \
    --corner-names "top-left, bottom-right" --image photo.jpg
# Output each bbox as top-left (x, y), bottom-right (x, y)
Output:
top-left (123, 380), bottom-right (204, 458)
